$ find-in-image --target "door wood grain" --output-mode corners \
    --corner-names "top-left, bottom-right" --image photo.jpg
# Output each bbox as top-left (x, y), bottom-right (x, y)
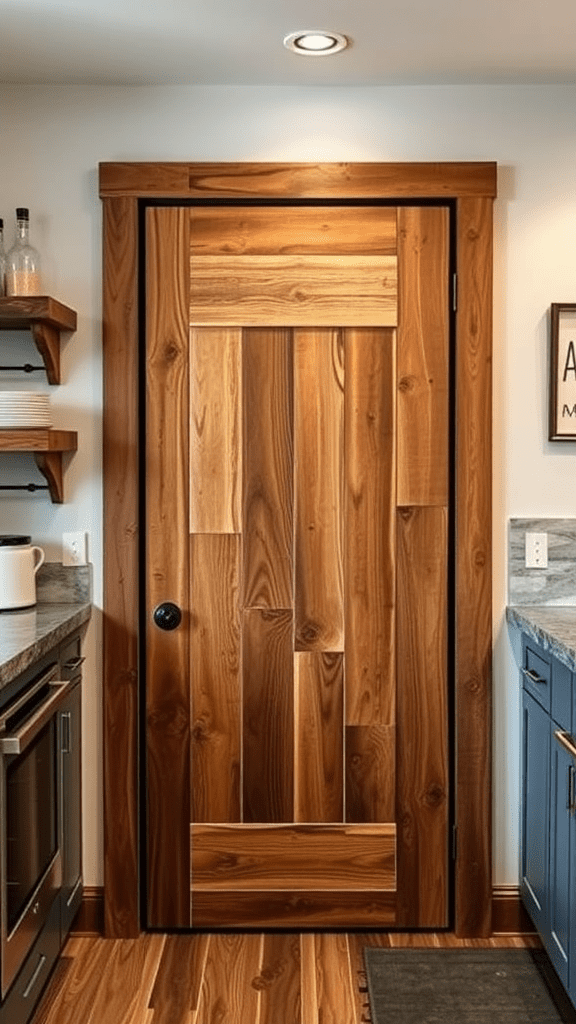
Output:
top-left (396, 505), bottom-right (449, 927)
top-left (189, 326), bottom-right (242, 533)
top-left (242, 609), bottom-right (294, 823)
top-left (191, 824), bottom-right (396, 890)
top-left (294, 652), bottom-right (344, 823)
top-left (344, 327), bottom-right (396, 727)
top-left (190, 534), bottom-right (241, 823)
top-left (345, 724), bottom-right (396, 823)
top-left (190, 890), bottom-right (397, 928)
top-left (145, 208), bottom-right (191, 928)
top-left (190, 255), bottom-right (398, 326)
top-left (190, 205), bottom-right (397, 255)
top-left (397, 207), bottom-right (449, 507)
top-left (294, 329), bottom-right (344, 652)
top-left (242, 328), bottom-right (293, 610)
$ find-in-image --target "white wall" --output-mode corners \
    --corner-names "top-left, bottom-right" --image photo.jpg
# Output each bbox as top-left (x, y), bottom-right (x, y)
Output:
top-left (1, 82), bottom-right (576, 887)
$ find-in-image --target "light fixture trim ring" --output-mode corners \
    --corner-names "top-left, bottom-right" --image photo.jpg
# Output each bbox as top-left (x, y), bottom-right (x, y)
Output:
top-left (283, 31), bottom-right (348, 56)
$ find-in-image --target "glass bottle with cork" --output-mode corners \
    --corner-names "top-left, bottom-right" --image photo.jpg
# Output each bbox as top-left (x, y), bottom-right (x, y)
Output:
top-left (6, 208), bottom-right (41, 296)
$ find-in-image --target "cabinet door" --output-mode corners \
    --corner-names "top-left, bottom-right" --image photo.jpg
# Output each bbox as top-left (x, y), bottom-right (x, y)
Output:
top-left (548, 727), bottom-right (573, 988)
top-left (521, 689), bottom-right (550, 936)
top-left (59, 679), bottom-right (82, 938)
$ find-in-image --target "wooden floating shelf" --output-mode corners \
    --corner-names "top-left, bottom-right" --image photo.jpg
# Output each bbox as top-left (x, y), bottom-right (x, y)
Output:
top-left (0, 296), bottom-right (77, 384)
top-left (0, 428), bottom-right (78, 503)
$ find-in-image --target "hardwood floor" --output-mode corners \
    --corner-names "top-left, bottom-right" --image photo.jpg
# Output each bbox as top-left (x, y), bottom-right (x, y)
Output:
top-left (32, 931), bottom-right (541, 1024)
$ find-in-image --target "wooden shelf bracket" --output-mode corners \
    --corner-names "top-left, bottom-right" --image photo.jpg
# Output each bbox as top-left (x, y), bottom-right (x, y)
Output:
top-left (33, 451), bottom-right (64, 503)
top-left (31, 322), bottom-right (60, 385)
top-left (0, 428), bottom-right (78, 504)
top-left (0, 296), bottom-right (77, 385)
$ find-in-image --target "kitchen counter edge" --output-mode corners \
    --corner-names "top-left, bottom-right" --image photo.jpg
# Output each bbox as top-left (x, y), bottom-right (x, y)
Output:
top-left (507, 605), bottom-right (576, 674)
top-left (0, 603), bottom-right (92, 688)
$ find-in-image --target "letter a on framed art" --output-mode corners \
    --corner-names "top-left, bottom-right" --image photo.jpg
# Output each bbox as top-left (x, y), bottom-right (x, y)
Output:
top-left (550, 304), bottom-right (576, 440)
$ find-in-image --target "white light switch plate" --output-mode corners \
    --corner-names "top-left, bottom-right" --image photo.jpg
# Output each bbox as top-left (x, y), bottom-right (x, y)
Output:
top-left (525, 531), bottom-right (548, 569)
top-left (63, 531), bottom-right (87, 566)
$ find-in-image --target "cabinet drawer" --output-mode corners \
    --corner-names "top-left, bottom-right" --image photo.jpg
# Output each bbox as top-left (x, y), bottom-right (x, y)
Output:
top-left (522, 640), bottom-right (551, 713)
top-left (0, 895), bottom-right (60, 1024)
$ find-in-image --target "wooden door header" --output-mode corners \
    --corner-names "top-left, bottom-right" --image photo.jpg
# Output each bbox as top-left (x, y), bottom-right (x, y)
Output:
top-left (99, 161), bottom-right (497, 199)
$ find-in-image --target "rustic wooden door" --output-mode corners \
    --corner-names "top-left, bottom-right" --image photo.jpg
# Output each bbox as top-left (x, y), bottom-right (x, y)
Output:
top-left (145, 202), bottom-right (450, 930)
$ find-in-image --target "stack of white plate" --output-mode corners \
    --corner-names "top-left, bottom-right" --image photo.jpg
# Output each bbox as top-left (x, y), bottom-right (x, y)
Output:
top-left (0, 392), bottom-right (51, 428)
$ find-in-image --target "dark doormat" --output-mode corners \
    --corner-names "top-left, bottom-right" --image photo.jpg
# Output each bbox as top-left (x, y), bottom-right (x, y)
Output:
top-left (363, 947), bottom-right (576, 1024)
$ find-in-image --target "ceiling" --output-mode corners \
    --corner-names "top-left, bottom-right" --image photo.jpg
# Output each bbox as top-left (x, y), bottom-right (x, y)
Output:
top-left (1, 0), bottom-right (576, 87)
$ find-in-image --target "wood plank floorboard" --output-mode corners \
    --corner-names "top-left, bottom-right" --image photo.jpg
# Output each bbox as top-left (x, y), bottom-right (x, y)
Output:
top-left (32, 931), bottom-right (541, 1024)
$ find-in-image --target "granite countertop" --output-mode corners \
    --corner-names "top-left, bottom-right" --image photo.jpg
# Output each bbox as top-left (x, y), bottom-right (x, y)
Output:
top-left (507, 605), bottom-right (576, 673)
top-left (0, 602), bottom-right (92, 688)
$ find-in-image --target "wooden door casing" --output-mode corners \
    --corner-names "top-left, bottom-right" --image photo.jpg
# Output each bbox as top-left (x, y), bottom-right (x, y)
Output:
top-left (101, 162), bottom-right (494, 940)
top-left (145, 203), bottom-right (449, 929)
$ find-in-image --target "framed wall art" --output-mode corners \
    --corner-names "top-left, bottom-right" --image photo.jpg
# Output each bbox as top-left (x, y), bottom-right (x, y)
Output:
top-left (550, 303), bottom-right (576, 440)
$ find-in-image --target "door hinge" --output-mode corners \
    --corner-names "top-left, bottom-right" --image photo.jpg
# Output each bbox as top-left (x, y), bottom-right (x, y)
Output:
top-left (452, 273), bottom-right (458, 313)
top-left (452, 825), bottom-right (458, 860)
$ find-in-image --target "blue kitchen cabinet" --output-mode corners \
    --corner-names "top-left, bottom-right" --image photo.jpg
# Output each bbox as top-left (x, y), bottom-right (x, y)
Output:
top-left (521, 687), bottom-right (550, 937)
top-left (547, 726), bottom-right (573, 988)
top-left (520, 632), bottom-right (576, 1005)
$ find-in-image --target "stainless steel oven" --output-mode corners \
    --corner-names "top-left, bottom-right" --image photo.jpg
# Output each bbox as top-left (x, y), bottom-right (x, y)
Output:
top-left (0, 662), bottom-right (71, 997)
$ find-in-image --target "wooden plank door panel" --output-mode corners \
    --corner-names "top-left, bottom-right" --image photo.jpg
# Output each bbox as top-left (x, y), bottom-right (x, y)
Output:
top-left (190, 255), bottom-right (398, 327)
top-left (242, 328), bottom-right (293, 610)
top-left (190, 205), bottom-right (398, 255)
top-left (147, 202), bottom-right (450, 930)
top-left (242, 608), bottom-right (294, 824)
top-left (190, 534), bottom-right (241, 824)
top-left (191, 890), bottom-right (398, 929)
top-left (189, 326), bottom-right (242, 533)
top-left (397, 207), bottom-right (449, 507)
top-left (396, 505), bottom-right (449, 927)
top-left (191, 824), bottom-right (396, 890)
top-left (294, 328), bottom-right (344, 653)
top-left (145, 207), bottom-right (191, 927)
top-left (344, 327), bottom-right (396, 722)
top-left (294, 652), bottom-right (344, 824)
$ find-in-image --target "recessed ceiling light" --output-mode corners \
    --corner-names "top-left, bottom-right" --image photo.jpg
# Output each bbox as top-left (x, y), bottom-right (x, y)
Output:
top-left (283, 31), bottom-right (348, 56)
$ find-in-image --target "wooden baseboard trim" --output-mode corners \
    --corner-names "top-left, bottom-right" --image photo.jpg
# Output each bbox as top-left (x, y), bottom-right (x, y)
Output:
top-left (492, 886), bottom-right (536, 934)
top-left (70, 886), bottom-right (105, 936)
top-left (69, 884), bottom-right (535, 938)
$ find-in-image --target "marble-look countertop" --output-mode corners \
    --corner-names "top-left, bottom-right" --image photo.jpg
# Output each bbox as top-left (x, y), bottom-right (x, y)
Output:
top-left (0, 602), bottom-right (92, 688)
top-left (507, 605), bottom-right (576, 673)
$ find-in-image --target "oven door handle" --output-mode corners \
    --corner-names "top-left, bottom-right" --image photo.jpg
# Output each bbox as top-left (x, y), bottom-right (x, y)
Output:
top-left (0, 681), bottom-right (69, 755)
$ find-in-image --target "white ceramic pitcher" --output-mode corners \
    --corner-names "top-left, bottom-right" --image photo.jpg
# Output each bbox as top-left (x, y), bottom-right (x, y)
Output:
top-left (0, 535), bottom-right (45, 610)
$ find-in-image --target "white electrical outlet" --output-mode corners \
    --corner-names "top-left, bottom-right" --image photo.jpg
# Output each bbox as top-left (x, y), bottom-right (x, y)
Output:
top-left (525, 531), bottom-right (548, 569)
top-left (63, 531), bottom-right (87, 566)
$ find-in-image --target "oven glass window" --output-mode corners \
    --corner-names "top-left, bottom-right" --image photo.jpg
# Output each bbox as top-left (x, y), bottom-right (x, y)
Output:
top-left (5, 721), bottom-right (57, 933)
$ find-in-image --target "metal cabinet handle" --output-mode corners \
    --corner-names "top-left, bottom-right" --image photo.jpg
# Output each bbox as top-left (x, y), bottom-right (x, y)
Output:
top-left (555, 730), bottom-right (576, 759)
top-left (0, 663), bottom-right (58, 731)
top-left (555, 731), bottom-right (576, 815)
top-left (63, 656), bottom-right (84, 672)
top-left (0, 682), bottom-right (69, 755)
top-left (522, 667), bottom-right (547, 685)
top-left (22, 954), bottom-right (46, 999)
top-left (61, 710), bottom-right (72, 754)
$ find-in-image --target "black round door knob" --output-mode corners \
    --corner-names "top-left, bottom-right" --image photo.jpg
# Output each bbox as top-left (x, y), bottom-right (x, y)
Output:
top-left (153, 602), bottom-right (182, 631)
